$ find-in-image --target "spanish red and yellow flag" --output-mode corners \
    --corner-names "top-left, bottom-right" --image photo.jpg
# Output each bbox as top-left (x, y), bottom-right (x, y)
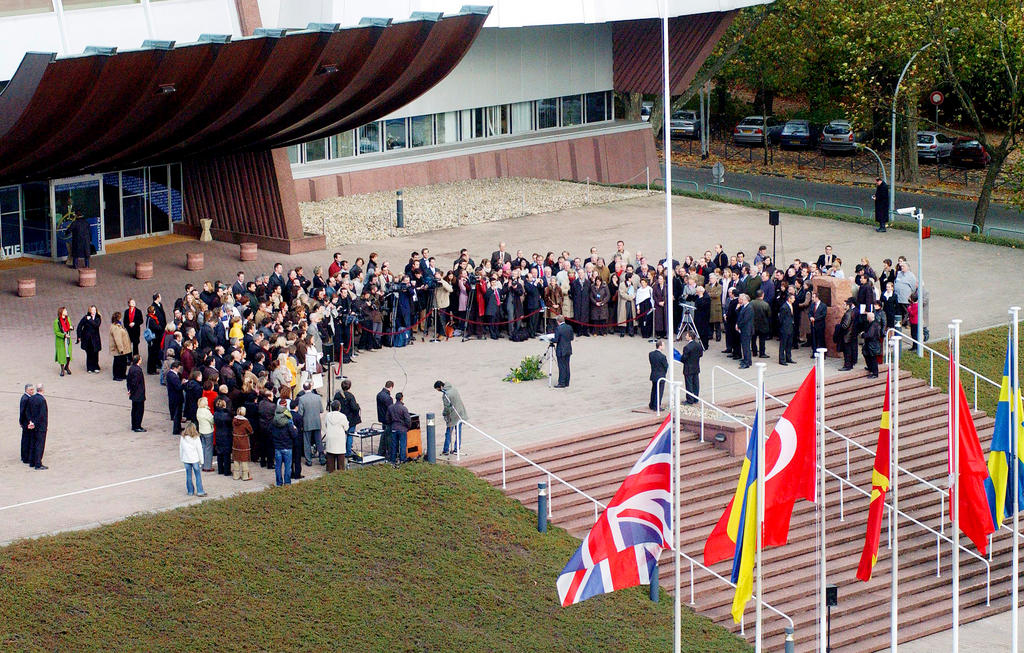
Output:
top-left (856, 370), bottom-right (891, 582)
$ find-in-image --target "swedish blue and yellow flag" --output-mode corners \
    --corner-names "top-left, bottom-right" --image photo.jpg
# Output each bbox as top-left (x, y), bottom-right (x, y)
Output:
top-left (985, 336), bottom-right (1024, 526)
top-left (704, 411), bottom-right (760, 623)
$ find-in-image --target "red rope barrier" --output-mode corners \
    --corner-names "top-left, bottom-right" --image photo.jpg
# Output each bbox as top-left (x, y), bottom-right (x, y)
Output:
top-left (564, 307), bottom-right (654, 328)
top-left (354, 312), bottom-right (431, 337)
top-left (437, 307), bottom-right (545, 327)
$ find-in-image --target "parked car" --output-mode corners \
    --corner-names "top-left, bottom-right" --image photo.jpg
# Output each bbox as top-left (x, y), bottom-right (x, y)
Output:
top-left (820, 120), bottom-right (858, 153)
top-left (916, 131), bottom-right (954, 161)
top-left (670, 110), bottom-right (701, 139)
top-left (732, 115), bottom-right (782, 146)
top-left (949, 137), bottom-right (991, 168)
top-left (640, 102), bottom-right (653, 122)
top-left (778, 120), bottom-right (819, 149)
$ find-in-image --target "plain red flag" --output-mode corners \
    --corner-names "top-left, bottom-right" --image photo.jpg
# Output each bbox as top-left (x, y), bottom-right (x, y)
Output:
top-left (705, 368), bottom-right (817, 565)
top-left (949, 369), bottom-right (996, 554)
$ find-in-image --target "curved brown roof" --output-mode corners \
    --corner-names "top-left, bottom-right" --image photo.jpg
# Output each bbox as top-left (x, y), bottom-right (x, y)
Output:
top-left (0, 9), bottom-right (488, 184)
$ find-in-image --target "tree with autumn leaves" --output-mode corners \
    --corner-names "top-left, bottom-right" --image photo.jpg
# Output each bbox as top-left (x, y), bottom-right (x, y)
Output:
top-left (659, 0), bottom-right (1022, 231)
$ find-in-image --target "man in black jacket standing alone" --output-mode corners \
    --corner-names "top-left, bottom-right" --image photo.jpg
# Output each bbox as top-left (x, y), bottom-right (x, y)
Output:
top-left (376, 381), bottom-right (394, 458)
top-left (552, 315), bottom-right (574, 388)
top-left (126, 354), bottom-right (146, 432)
top-left (648, 340), bottom-right (668, 411)
top-left (386, 392), bottom-right (412, 467)
top-left (26, 384), bottom-right (48, 470)
top-left (872, 177), bottom-right (890, 233)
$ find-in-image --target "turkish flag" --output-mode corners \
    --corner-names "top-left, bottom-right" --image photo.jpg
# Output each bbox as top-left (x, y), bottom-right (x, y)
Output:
top-left (762, 368), bottom-right (819, 544)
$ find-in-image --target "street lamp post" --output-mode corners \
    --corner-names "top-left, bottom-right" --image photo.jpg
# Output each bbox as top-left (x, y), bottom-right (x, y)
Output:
top-left (888, 41), bottom-right (933, 228)
top-left (858, 144), bottom-right (887, 185)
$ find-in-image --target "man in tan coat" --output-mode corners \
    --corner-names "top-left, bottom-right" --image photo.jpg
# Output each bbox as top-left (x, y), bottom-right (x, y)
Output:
top-left (109, 311), bottom-right (133, 381)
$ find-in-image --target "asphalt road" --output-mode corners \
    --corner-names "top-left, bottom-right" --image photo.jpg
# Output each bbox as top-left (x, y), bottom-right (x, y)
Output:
top-left (668, 163), bottom-right (1023, 236)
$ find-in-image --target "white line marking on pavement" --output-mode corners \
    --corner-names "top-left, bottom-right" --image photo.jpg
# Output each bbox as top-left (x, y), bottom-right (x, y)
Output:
top-left (0, 469), bottom-right (182, 512)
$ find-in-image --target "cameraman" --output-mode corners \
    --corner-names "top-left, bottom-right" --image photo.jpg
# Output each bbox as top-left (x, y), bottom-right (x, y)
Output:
top-left (434, 380), bottom-right (466, 455)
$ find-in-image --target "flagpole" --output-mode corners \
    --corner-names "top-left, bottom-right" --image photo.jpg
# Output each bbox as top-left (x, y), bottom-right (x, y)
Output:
top-left (1011, 305), bottom-right (1021, 653)
top-left (890, 335), bottom-right (901, 653)
top-left (755, 362), bottom-right (767, 653)
top-left (660, 2), bottom-right (679, 652)
top-left (950, 319), bottom-right (962, 653)
top-left (816, 348), bottom-right (827, 653)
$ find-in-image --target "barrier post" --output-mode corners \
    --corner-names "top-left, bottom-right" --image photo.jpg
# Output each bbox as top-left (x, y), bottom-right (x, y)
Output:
top-left (425, 412), bottom-right (436, 464)
top-left (537, 483), bottom-right (548, 533)
top-left (784, 627), bottom-right (795, 653)
top-left (396, 190), bottom-right (404, 228)
top-left (650, 559), bottom-right (660, 602)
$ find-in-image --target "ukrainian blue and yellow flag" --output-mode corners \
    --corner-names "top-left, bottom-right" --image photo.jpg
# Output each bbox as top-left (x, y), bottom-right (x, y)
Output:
top-left (704, 412), bottom-right (760, 623)
top-left (985, 336), bottom-right (1024, 526)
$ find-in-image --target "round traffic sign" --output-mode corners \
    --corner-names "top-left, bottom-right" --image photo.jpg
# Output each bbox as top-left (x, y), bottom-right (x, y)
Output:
top-left (929, 91), bottom-right (945, 106)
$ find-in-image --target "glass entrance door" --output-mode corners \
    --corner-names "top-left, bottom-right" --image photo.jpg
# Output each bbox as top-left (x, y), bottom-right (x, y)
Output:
top-left (51, 176), bottom-right (103, 260)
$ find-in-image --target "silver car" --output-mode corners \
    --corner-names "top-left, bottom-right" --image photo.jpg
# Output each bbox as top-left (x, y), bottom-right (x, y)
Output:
top-left (670, 110), bottom-right (700, 139)
top-left (732, 115), bottom-right (782, 145)
top-left (820, 120), bottom-right (858, 152)
top-left (917, 131), bottom-right (953, 161)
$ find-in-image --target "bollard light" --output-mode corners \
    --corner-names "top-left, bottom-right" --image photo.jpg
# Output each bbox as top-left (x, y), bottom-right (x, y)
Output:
top-left (537, 483), bottom-right (548, 533)
top-left (425, 412), bottom-right (436, 464)
top-left (396, 189), bottom-right (404, 228)
top-left (649, 559), bottom-right (659, 602)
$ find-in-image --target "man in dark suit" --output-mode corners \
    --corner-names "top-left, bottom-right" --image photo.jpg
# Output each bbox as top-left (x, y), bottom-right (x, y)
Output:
top-left (736, 293), bottom-right (753, 369)
top-left (523, 272), bottom-right (542, 337)
top-left (69, 214), bottom-right (91, 269)
top-left (166, 361), bottom-right (183, 435)
top-left (724, 288), bottom-right (739, 358)
top-left (26, 384), bottom-right (48, 470)
top-left (681, 331), bottom-right (703, 404)
top-left (491, 242), bottom-right (512, 269)
top-left (552, 315), bottom-right (574, 388)
top-left (712, 244), bottom-right (729, 272)
top-left (126, 354), bottom-right (147, 432)
top-left (838, 298), bottom-right (859, 371)
top-left (19, 383), bottom-right (35, 465)
top-left (750, 289), bottom-right (772, 359)
top-left (376, 381), bottom-right (394, 458)
top-left (484, 279), bottom-right (503, 339)
top-left (648, 340), bottom-right (668, 410)
top-left (809, 291), bottom-right (827, 355)
top-left (815, 245), bottom-right (837, 272)
top-left (231, 271), bottom-right (246, 299)
top-left (872, 177), bottom-right (890, 232)
top-left (778, 293), bottom-right (796, 365)
top-left (268, 262), bottom-right (286, 299)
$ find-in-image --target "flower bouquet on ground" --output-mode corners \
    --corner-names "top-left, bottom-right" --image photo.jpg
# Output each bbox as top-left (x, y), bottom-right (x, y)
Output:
top-left (503, 355), bottom-right (546, 383)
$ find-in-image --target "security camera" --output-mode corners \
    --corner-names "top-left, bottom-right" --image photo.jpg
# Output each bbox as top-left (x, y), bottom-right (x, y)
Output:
top-left (895, 207), bottom-right (919, 216)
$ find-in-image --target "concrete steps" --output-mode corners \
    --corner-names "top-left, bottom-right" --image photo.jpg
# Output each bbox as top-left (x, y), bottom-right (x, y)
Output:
top-left (461, 366), bottom-right (1011, 651)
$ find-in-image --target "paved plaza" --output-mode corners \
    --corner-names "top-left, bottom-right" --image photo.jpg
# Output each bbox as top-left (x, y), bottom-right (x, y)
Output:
top-left (2, 192), bottom-right (1022, 546)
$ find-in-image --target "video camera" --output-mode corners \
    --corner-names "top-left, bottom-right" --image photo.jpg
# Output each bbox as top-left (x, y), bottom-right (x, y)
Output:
top-left (680, 301), bottom-right (696, 316)
top-left (385, 282), bottom-right (407, 294)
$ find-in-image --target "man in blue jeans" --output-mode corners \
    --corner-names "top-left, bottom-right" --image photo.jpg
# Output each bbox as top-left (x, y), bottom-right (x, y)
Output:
top-left (270, 402), bottom-right (297, 486)
top-left (385, 392), bottom-right (411, 468)
top-left (434, 380), bottom-right (467, 455)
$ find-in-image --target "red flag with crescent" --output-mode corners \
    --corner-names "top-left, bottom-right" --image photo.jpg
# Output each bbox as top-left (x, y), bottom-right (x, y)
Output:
top-left (705, 368), bottom-right (818, 565)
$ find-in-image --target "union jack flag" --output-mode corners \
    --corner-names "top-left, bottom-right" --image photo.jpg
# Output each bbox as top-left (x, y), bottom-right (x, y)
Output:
top-left (557, 416), bottom-right (673, 606)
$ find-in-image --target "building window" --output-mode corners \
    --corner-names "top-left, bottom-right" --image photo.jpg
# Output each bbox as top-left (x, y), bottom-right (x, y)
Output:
top-left (0, 185), bottom-right (20, 257)
top-left (435, 112), bottom-right (458, 144)
top-left (484, 105), bottom-right (510, 137)
top-left (0, 0), bottom-right (53, 17)
top-left (561, 95), bottom-right (582, 126)
top-left (121, 169), bottom-right (148, 238)
top-left (286, 145), bottom-right (300, 164)
top-left (331, 131), bottom-right (355, 158)
top-left (169, 163), bottom-right (183, 223)
top-left (304, 138), bottom-right (327, 163)
top-left (385, 119), bottom-right (407, 150)
top-left (511, 101), bottom-right (534, 133)
top-left (148, 165), bottom-right (171, 233)
top-left (538, 98), bottom-right (558, 129)
top-left (358, 122), bottom-right (381, 154)
top-left (102, 173), bottom-right (121, 241)
top-left (62, 0), bottom-right (140, 8)
top-left (410, 115), bottom-right (433, 148)
top-left (585, 91), bottom-right (608, 123)
top-left (21, 181), bottom-right (50, 257)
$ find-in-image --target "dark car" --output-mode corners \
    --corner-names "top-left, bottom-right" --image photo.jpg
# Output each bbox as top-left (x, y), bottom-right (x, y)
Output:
top-left (732, 116), bottom-right (783, 146)
top-left (779, 120), bottom-right (819, 149)
top-left (950, 137), bottom-right (991, 168)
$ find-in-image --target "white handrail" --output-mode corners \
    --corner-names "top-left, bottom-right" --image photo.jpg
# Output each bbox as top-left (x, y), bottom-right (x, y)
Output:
top-left (884, 328), bottom-right (1001, 410)
top-left (707, 364), bottom-right (990, 593)
top-left (455, 408), bottom-right (795, 631)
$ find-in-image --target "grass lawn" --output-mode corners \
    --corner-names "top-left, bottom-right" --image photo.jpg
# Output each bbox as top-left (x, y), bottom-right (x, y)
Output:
top-left (900, 320), bottom-right (1024, 417)
top-left (0, 464), bottom-right (750, 653)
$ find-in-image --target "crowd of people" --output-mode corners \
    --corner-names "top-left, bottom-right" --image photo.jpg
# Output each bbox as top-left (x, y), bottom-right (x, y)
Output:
top-left (43, 235), bottom-right (924, 491)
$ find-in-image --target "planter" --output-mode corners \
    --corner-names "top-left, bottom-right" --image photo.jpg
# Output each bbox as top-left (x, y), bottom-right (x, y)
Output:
top-left (135, 260), bottom-right (153, 280)
top-left (17, 278), bottom-right (35, 297)
top-left (78, 268), bottom-right (97, 287)
top-left (186, 252), bottom-right (204, 271)
top-left (239, 241), bottom-right (257, 261)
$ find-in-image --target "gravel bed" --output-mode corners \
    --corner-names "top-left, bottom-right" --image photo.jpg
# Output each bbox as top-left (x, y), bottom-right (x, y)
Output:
top-left (300, 177), bottom-right (651, 246)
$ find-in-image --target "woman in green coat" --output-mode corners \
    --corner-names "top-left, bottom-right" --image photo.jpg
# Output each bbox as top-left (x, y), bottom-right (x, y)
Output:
top-left (54, 306), bottom-right (73, 376)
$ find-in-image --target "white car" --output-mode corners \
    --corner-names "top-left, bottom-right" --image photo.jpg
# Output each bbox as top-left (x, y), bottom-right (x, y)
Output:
top-left (670, 110), bottom-right (700, 138)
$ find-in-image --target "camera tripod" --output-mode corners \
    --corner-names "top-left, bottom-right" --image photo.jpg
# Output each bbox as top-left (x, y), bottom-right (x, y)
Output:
top-left (540, 344), bottom-right (556, 388)
top-left (675, 308), bottom-right (705, 351)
